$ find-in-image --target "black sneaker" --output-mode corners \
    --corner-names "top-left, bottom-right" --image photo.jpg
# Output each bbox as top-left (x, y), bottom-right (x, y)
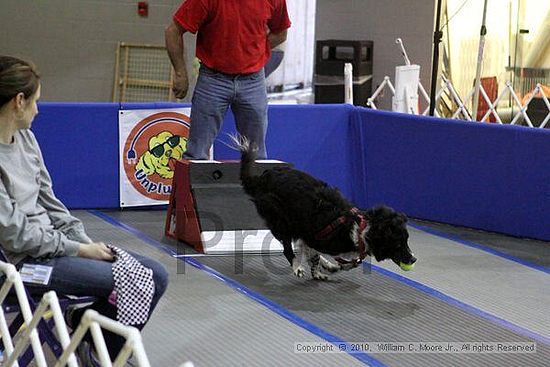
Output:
top-left (64, 305), bottom-right (81, 330)
top-left (76, 341), bottom-right (101, 367)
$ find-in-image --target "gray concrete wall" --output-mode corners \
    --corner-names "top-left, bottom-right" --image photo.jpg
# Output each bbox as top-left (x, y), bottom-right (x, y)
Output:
top-left (1, 1), bottom-right (435, 103)
top-left (316, 0), bottom-right (436, 107)
top-left (0, 0), bottom-right (196, 101)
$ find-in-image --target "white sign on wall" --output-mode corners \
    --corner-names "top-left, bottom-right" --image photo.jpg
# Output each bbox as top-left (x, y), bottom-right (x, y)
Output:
top-left (119, 108), bottom-right (191, 207)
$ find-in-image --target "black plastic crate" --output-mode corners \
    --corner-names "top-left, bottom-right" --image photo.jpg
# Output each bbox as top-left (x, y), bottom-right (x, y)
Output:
top-left (315, 40), bottom-right (373, 77)
top-left (314, 79), bottom-right (373, 106)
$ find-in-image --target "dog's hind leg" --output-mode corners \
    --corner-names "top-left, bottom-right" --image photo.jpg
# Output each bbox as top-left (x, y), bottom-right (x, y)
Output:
top-left (320, 255), bottom-right (341, 273)
top-left (291, 239), bottom-right (309, 278)
top-left (308, 250), bottom-right (329, 281)
top-left (279, 236), bottom-right (305, 278)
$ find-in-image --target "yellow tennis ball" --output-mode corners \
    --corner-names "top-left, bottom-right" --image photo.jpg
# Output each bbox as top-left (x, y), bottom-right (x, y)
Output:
top-left (400, 262), bottom-right (415, 271)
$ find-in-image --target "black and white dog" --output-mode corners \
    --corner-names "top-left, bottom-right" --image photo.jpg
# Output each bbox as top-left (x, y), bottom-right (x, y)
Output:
top-left (237, 138), bottom-right (417, 280)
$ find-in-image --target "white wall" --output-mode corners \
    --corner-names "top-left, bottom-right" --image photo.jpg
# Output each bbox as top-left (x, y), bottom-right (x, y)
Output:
top-left (267, 0), bottom-right (316, 89)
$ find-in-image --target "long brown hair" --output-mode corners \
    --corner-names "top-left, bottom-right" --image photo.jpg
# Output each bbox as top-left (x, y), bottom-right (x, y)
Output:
top-left (0, 56), bottom-right (41, 107)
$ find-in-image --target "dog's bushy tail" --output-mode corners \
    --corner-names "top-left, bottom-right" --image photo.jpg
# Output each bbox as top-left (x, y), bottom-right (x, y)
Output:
top-left (227, 134), bottom-right (258, 190)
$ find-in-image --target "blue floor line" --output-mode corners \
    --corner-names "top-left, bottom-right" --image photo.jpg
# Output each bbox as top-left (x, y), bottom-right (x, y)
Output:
top-left (371, 264), bottom-right (550, 346)
top-left (88, 210), bottom-right (385, 367)
top-left (409, 222), bottom-right (550, 275)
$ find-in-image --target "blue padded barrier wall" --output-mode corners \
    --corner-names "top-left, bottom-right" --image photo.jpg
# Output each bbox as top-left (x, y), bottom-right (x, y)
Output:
top-left (354, 108), bottom-right (550, 241)
top-left (33, 103), bottom-right (121, 208)
top-left (32, 103), bottom-right (549, 241)
top-left (32, 103), bottom-right (355, 208)
top-left (33, 103), bottom-right (188, 209)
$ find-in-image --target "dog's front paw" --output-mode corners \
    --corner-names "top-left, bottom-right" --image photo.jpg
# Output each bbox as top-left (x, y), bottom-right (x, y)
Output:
top-left (293, 266), bottom-right (306, 278)
top-left (312, 271), bottom-right (329, 281)
top-left (320, 259), bottom-right (341, 273)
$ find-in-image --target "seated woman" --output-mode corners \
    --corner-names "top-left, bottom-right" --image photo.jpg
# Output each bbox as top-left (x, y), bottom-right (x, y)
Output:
top-left (0, 55), bottom-right (169, 366)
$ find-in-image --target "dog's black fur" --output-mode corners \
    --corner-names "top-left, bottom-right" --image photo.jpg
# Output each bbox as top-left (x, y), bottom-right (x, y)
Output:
top-left (238, 139), bottom-right (416, 278)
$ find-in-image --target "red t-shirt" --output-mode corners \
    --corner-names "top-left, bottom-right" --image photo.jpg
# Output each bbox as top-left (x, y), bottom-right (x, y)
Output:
top-left (173, 0), bottom-right (291, 74)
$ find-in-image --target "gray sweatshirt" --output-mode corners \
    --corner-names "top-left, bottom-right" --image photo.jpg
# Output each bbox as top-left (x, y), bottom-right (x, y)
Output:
top-left (0, 129), bottom-right (92, 265)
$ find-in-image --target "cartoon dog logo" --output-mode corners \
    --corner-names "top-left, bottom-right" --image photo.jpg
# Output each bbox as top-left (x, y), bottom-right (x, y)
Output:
top-left (135, 131), bottom-right (187, 179)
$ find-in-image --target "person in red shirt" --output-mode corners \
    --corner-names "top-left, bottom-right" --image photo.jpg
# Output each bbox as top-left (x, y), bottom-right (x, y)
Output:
top-left (165, 0), bottom-right (291, 159)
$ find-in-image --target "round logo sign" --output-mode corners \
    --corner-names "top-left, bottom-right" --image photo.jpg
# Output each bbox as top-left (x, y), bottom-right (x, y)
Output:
top-left (122, 111), bottom-right (190, 201)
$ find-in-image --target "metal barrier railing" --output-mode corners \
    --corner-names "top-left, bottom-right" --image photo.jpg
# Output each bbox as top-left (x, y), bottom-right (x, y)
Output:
top-left (0, 260), bottom-right (171, 367)
top-left (368, 39), bottom-right (550, 128)
top-left (0, 261), bottom-right (49, 367)
top-left (7, 291), bottom-right (80, 367)
top-left (58, 309), bottom-right (150, 367)
top-left (367, 75), bottom-right (550, 129)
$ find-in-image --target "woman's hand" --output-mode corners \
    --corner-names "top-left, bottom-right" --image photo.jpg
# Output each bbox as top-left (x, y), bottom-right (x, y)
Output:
top-left (77, 242), bottom-right (114, 261)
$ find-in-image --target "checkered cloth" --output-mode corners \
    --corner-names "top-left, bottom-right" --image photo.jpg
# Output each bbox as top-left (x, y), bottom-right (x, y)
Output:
top-left (108, 245), bottom-right (155, 325)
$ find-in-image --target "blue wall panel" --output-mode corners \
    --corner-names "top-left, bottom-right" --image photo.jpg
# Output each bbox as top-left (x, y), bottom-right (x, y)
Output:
top-left (33, 103), bottom-right (356, 208)
top-left (33, 103), bottom-right (121, 208)
top-left (30, 103), bottom-right (550, 241)
top-left (355, 109), bottom-right (550, 241)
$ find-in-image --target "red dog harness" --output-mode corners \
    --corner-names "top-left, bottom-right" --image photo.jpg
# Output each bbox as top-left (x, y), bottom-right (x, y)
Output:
top-left (315, 208), bottom-right (368, 267)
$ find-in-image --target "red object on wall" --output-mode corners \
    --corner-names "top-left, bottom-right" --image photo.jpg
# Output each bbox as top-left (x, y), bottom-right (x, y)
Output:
top-left (138, 2), bottom-right (148, 17)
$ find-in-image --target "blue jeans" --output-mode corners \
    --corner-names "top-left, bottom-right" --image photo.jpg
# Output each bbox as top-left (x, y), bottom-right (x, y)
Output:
top-left (184, 64), bottom-right (268, 159)
top-left (20, 252), bottom-right (169, 359)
